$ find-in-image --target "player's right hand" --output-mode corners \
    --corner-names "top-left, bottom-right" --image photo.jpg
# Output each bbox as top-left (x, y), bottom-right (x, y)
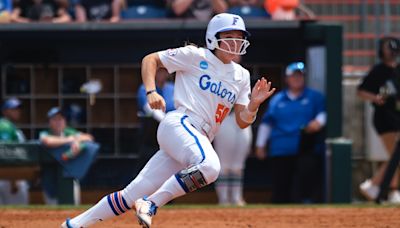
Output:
top-left (147, 92), bottom-right (166, 112)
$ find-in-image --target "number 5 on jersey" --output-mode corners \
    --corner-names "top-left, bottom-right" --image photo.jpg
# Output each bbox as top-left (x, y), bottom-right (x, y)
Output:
top-left (215, 104), bottom-right (229, 124)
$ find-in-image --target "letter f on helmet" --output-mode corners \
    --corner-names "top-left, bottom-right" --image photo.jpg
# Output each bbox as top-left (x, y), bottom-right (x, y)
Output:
top-left (206, 13), bottom-right (251, 55)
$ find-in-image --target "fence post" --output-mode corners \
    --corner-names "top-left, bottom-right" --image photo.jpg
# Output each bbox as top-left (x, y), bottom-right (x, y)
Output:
top-left (326, 138), bottom-right (353, 203)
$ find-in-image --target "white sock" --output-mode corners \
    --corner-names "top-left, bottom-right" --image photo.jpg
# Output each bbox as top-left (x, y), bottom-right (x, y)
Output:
top-left (69, 191), bottom-right (131, 227)
top-left (73, 180), bottom-right (81, 206)
top-left (148, 175), bottom-right (186, 207)
top-left (231, 172), bottom-right (244, 205)
top-left (215, 174), bottom-right (229, 205)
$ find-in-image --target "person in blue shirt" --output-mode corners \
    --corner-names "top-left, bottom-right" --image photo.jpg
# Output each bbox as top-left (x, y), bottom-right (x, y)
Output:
top-left (255, 62), bottom-right (326, 203)
top-left (134, 68), bottom-right (175, 175)
top-left (0, 0), bottom-right (12, 22)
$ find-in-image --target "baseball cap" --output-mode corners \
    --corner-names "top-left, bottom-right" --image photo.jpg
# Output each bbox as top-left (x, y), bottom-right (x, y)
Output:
top-left (285, 62), bottom-right (305, 76)
top-left (47, 107), bottom-right (64, 119)
top-left (2, 97), bottom-right (22, 110)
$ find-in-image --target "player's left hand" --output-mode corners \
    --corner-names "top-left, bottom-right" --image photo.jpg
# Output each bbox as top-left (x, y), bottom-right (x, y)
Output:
top-left (250, 77), bottom-right (275, 107)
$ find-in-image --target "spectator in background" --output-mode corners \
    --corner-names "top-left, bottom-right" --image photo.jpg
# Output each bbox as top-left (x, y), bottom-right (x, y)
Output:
top-left (39, 107), bottom-right (99, 205)
top-left (264, 0), bottom-right (314, 20)
top-left (121, 0), bottom-right (167, 19)
top-left (74, 0), bottom-right (122, 22)
top-left (0, 98), bottom-right (29, 205)
top-left (167, 0), bottom-right (227, 21)
top-left (226, 0), bottom-right (269, 18)
top-left (11, 0), bottom-right (71, 23)
top-left (0, 0), bottom-right (12, 22)
top-left (135, 68), bottom-right (175, 174)
top-left (358, 36), bottom-right (400, 204)
top-left (255, 62), bottom-right (326, 203)
top-left (214, 55), bottom-right (252, 206)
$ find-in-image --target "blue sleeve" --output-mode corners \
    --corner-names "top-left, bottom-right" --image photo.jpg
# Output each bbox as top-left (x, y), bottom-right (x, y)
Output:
top-left (163, 82), bottom-right (175, 112)
top-left (261, 92), bottom-right (281, 125)
top-left (2, 0), bottom-right (12, 11)
top-left (312, 90), bottom-right (326, 116)
top-left (137, 84), bottom-right (147, 113)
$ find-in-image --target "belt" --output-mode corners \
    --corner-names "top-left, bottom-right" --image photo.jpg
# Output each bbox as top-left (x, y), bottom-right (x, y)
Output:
top-left (177, 107), bottom-right (215, 141)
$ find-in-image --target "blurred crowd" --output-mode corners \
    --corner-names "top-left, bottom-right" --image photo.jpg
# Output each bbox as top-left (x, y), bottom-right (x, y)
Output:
top-left (0, 0), bottom-right (315, 23)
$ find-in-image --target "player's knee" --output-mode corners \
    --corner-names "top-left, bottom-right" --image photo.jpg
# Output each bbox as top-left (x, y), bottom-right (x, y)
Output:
top-left (175, 161), bottom-right (220, 193)
top-left (201, 161), bottom-right (221, 184)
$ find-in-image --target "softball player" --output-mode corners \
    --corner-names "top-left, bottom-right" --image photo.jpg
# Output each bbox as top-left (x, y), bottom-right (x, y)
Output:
top-left (214, 110), bottom-right (252, 206)
top-left (62, 13), bottom-right (275, 228)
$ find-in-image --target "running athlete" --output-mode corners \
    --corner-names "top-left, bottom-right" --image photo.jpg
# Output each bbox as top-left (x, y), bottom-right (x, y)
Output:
top-left (62, 13), bottom-right (275, 228)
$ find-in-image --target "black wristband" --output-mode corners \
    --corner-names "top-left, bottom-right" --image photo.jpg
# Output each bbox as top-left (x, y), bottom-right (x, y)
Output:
top-left (146, 90), bottom-right (157, 96)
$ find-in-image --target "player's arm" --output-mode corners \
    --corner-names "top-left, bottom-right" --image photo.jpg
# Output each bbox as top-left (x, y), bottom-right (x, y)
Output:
top-left (110, 0), bottom-right (122, 22)
top-left (255, 123), bottom-right (271, 160)
top-left (234, 77), bottom-right (275, 129)
top-left (10, 7), bottom-right (30, 23)
top-left (141, 53), bottom-right (167, 111)
top-left (40, 135), bottom-right (76, 148)
top-left (75, 132), bottom-right (94, 142)
top-left (357, 89), bottom-right (385, 106)
top-left (305, 94), bottom-right (326, 133)
top-left (74, 4), bottom-right (87, 22)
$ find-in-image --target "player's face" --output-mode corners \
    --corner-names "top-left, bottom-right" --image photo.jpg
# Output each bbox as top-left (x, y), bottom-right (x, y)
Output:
top-left (216, 30), bottom-right (246, 63)
top-left (219, 30), bottom-right (245, 54)
top-left (49, 114), bottom-right (66, 134)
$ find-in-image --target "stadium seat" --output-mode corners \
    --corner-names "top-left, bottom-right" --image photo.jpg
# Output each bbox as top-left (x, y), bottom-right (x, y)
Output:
top-left (121, 5), bottom-right (167, 19)
top-left (227, 6), bottom-right (270, 19)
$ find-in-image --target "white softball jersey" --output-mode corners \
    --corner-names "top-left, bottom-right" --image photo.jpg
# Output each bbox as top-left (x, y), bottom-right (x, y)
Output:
top-left (158, 45), bottom-right (251, 141)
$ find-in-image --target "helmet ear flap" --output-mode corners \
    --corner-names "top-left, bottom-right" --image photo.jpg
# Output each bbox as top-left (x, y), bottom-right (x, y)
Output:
top-left (206, 32), bottom-right (218, 50)
top-left (207, 37), bottom-right (213, 47)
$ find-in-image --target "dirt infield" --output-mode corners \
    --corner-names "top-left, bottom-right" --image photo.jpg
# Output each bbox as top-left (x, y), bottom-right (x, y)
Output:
top-left (0, 206), bottom-right (400, 228)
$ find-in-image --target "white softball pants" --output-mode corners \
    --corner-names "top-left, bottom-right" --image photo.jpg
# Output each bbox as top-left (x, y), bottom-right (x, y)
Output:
top-left (122, 110), bottom-right (221, 206)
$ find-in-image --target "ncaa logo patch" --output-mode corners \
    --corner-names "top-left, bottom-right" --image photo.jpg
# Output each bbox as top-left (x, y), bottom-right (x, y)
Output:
top-left (200, 61), bottom-right (208, 70)
top-left (167, 49), bottom-right (178, 56)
